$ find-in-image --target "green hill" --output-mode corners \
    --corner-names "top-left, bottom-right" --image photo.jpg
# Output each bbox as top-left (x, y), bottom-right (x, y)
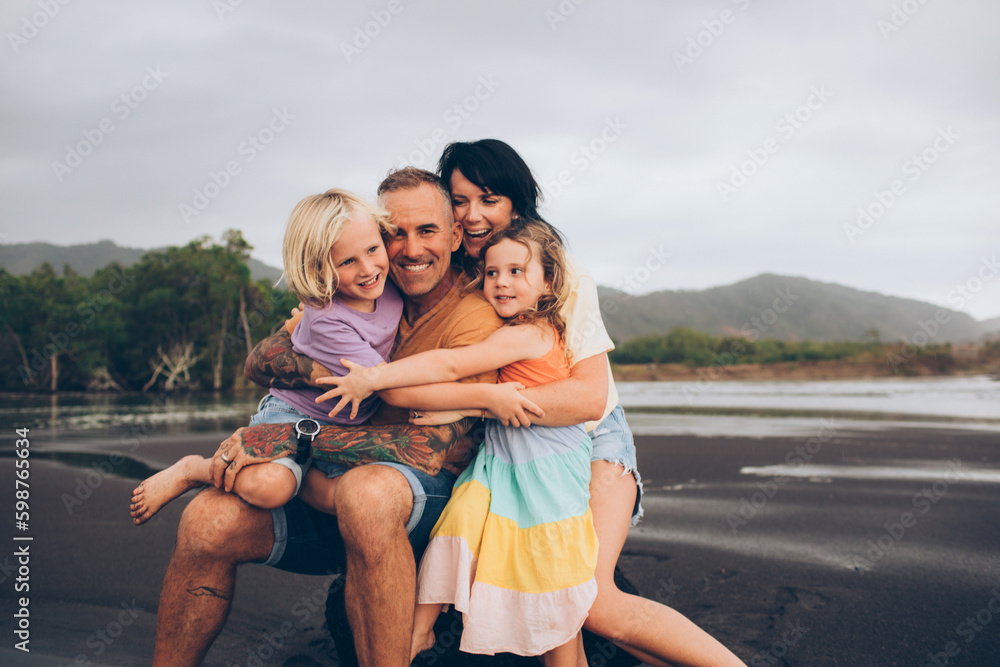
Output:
top-left (0, 240), bottom-right (283, 285)
top-left (2, 243), bottom-right (992, 344)
top-left (598, 274), bottom-right (989, 343)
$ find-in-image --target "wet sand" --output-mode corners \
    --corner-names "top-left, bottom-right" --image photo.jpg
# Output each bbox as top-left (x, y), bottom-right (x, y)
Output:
top-left (2, 422), bottom-right (999, 666)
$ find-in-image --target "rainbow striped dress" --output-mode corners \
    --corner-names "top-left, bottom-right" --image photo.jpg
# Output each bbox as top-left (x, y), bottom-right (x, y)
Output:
top-left (416, 339), bottom-right (599, 656)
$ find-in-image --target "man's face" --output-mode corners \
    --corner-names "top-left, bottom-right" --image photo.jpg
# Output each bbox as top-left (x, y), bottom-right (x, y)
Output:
top-left (382, 183), bottom-right (462, 299)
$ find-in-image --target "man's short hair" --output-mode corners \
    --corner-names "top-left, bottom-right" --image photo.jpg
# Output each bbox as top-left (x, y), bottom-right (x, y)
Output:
top-left (377, 167), bottom-right (453, 223)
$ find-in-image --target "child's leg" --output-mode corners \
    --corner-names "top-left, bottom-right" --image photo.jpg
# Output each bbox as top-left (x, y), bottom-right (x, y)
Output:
top-left (298, 467), bottom-right (345, 515)
top-left (542, 631), bottom-right (582, 667)
top-left (230, 462), bottom-right (299, 509)
top-left (410, 603), bottom-right (445, 661)
top-left (130, 455), bottom-right (213, 525)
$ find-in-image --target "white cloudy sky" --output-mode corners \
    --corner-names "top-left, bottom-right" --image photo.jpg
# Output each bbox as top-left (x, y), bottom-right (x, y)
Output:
top-left (2, 0), bottom-right (998, 320)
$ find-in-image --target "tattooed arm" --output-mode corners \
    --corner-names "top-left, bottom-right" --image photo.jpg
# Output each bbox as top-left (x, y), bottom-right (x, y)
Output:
top-left (209, 419), bottom-right (471, 490)
top-left (244, 329), bottom-right (331, 389)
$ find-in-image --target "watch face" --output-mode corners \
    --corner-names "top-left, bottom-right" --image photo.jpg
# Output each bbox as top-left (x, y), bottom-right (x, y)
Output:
top-left (296, 418), bottom-right (321, 438)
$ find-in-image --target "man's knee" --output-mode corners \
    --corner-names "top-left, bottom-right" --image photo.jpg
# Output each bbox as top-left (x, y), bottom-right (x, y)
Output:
top-left (176, 487), bottom-right (273, 562)
top-left (335, 466), bottom-right (413, 539)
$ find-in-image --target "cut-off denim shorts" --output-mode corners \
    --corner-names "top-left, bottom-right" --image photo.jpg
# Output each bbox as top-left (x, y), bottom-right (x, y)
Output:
top-left (247, 394), bottom-right (317, 494)
top-left (245, 395), bottom-right (458, 570)
top-left (588, 404), bottom-right (644, 526)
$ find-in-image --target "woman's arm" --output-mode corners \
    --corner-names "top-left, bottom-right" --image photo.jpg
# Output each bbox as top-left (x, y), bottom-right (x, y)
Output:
top-left (316, 324), bottom-right (551, 418)
top-left (513, 352), bottom-right (609, 427)
top-left (381, 381), bottom-right (544, 427)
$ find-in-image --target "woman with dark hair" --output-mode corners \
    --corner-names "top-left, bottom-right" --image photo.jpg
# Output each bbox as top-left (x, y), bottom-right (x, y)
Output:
top-left (436, 139), bottom-right (745, 667)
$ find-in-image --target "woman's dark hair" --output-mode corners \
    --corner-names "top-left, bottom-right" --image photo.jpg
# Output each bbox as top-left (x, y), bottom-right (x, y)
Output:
top-left (437, 139), bottom-right (544, 221)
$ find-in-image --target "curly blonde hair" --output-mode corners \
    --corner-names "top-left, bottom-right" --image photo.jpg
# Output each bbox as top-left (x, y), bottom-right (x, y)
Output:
top-left (282, 189), bottom-right (394, 308)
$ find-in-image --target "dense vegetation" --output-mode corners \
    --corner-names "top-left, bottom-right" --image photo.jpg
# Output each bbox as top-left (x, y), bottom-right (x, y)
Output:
top-left (608, 326), bottom-right (999, 375)
top-left (3, 234), bottom-right (997, 394)
top-left (0, 231), bottom-right (298, 393)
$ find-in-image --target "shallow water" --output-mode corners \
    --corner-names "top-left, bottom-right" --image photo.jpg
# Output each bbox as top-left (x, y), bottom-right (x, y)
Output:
top-left (1, 375), bottom-right (996, 441)
top-left (617, 374), bottom-right (1000, 421)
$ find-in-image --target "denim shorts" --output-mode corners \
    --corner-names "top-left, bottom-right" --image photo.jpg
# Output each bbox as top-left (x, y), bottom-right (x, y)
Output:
top-left (248, 394), bottom-right (458, 569)
top-left (261, 456), bottom-right (458, 572)
top-left (248, 395), bottom-right (314, 494)
top-left (588, 404), bottom-right (644, 526)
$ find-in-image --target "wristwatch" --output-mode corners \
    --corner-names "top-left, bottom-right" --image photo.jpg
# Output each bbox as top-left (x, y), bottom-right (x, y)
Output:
top-left (293, 418), bottom-right (321, 464)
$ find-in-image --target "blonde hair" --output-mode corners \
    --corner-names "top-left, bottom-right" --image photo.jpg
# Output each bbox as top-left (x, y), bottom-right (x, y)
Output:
top-left (477, 219), bottom-right (571, 343)
top-left (281, 189), bottom-right (394, 308)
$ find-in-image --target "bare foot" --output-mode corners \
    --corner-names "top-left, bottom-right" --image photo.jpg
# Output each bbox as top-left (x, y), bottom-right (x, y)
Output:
top-left (410, 628), bottom-right (436, 662)
top-left (130, 455), bottom-right (209, 525)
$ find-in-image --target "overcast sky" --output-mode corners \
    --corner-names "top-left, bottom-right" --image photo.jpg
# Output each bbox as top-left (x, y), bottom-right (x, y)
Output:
top-left (2, 0), bottom-right (998, 321)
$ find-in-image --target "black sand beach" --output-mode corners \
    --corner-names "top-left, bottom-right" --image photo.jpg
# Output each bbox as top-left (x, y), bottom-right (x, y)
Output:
top-left (3, 420), bottom-right (999, 666)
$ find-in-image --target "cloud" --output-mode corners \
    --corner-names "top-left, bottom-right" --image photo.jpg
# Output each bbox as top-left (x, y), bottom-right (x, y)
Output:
top-left (1, 0), bottom-right (998, 320)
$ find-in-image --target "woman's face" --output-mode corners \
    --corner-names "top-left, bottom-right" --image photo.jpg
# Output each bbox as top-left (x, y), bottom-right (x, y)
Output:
top-left (449, 169), bottom-right (515, 259)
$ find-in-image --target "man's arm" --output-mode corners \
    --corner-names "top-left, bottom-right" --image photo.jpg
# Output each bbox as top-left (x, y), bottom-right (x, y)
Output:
top-left (210, 418), bottom-right (471, 490)
top-left (244, 329), bottom-right (331, 389)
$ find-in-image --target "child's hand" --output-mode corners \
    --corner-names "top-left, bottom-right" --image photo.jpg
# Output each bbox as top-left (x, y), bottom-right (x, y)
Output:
top-left (313, 359), bottom-right (381, 420)
top-left (487, 382), bottom-right (544, 427)
top-left (283, 303), bottom-right (305, 335)
top-left (410, 410), bottom-right (468, 426)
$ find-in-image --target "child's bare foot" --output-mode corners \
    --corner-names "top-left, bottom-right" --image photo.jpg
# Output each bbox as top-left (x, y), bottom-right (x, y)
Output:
top-left (130, 455), bottom-right (209, 525)
top-left (410, 628), bottom-right (436, 661)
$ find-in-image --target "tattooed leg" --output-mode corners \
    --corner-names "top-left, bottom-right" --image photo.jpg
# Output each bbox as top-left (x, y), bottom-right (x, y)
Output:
top-left (152, 487), bottom-right (272, 667)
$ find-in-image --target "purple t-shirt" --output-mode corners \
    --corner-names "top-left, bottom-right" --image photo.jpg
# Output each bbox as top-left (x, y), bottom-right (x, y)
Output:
top-left (271, 282), bottom-right (404, 425)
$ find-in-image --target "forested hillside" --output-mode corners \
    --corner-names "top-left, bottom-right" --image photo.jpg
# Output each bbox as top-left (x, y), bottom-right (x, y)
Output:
top-left (0, 231), bottom-right (297, 393)
top-left (0, 239), bottom-right (283, 284)
top-left (598, 274), bottom-right (994, 344)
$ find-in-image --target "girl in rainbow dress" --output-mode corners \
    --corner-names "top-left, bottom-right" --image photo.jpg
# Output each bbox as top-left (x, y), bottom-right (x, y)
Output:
top-left (318, 219), bottom-right (597, 665)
